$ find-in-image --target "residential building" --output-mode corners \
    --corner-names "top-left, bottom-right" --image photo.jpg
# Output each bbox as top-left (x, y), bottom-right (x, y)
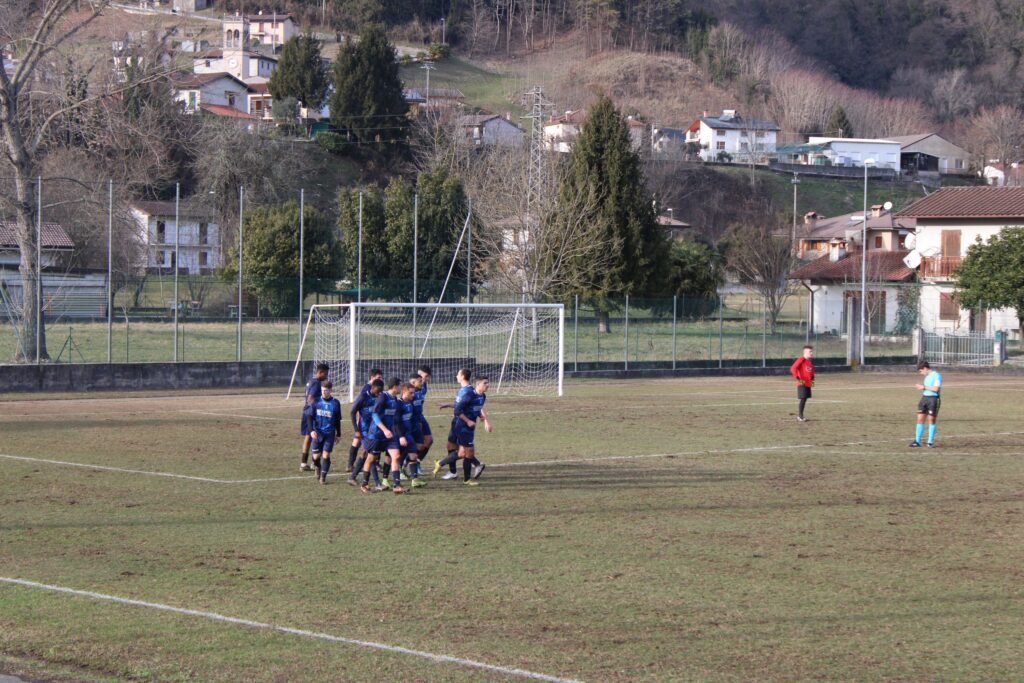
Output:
top-left (897, 187), bottom-right (1024, 335)
top-left (982, 162), bottom-right (1024, 187)
top-left (788, 205), bottom-right (916, 334)
top-left (684, 109), bottom-right (780, 162)
top-left (173, 0), bottom-right (210, 11)
top-left (657, 214), bottom-right (691, 241)
top-left (403, 87), bottom-right (466, 113)
top-left (776, 137), bottom-right (901, 170)
top-left (457, 114), bottom-right (525, 147)
top-left (247, 12), bottom-right (297, 51)
top-left (0, 222), bottom-right (73, 269)
top-left (889, 133), bottom-right (971, 176)
top-left (543, 110), bottom-right (586, 153)
top-left (129, 200), bottom-right (220, 274)
top-left (625, 116), bottom-right (648, 153)
top-left (172, 72), bottom-right (252, 115)
top-left (651, 127), bottom-right (690, 157)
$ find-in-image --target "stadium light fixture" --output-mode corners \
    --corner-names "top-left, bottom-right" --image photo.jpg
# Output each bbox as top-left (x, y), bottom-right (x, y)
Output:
top-left (860, 159), bottom-right (876, 366)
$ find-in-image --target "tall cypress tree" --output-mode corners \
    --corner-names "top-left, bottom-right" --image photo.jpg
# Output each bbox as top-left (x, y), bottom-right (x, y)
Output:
top-left (330, 24), bottom-right (408, 144)
top-left (267, 35), bottom-right (329, 111)
top-left (560, 94), bottom-right (669, 322)
top-left (825, 106), bottom-right (854, 138)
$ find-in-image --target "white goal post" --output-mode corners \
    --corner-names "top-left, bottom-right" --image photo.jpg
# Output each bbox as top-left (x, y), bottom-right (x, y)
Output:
top-left (287, 302), bottom-right (565, 401)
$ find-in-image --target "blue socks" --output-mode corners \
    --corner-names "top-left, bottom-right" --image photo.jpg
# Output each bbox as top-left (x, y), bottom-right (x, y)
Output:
top-left (927, 424), bottom-right (936, 444)
top-left (915, 423), bottom-right (925, 443)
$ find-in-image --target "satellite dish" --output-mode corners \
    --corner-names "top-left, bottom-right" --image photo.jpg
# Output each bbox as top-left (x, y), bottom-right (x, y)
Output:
top-left (883, 201), bottom-right (893, 211)
top-left (921, 246), bottom-right (941, 258)
top-left (904, 233), bottom-right (917, 249)
top-left (903, 250), bottom-right (922, 269)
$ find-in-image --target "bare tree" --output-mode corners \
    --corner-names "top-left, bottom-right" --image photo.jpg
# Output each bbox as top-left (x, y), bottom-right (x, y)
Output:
top-left (725, 215), bottom-right (797, 333)
top-left (968, 105), bottom-right (1024, 168)
top-left (0, 0), bottom-right (172, 360)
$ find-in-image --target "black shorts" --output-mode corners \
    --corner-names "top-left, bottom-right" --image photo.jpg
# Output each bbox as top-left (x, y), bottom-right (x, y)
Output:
top-left (917, 395), bottom-right (940, 417)
top-left (797, 385), bottom-right (812, 400)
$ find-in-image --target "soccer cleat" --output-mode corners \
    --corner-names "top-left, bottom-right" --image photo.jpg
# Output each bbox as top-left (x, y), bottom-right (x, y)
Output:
top-left (441, 471), bottom-right (459, 480)
top-left (347, 478), bottom-right (359, 487)
top-left (360, 483), bottom-right (371, 493)
top-left (393, 485), bottom-right (406, 494)
top-left (927, 442), bottom-right (935, 448)
top-left (410, 478), bottom-right (426, 488)
top-left (320, 474), bottom-right (327, 485)
top-left (432, 460), bottom-right (442, 478)
top-left (380, 478), bottom-right (391, 489)
top-left (797, 416), bottom-right (807, 422)
top-left (372, 485), bottom-right (386, 492)
top-left (464, 480), bottom-right (480, 486)
top-left (472, 463), bottom-right (486, 480)
top-left (300, 463), bottom-right (312, 471)
top-left (400, 467), bottom-right (410, 481)
top-left (909, 441), bottom-right (922, 448)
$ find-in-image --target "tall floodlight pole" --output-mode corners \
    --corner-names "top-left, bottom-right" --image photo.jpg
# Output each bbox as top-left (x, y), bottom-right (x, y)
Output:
top-left (860, 160), bottom-right (874, 366)
top-left (421, 61), bottom-right (434, 108)
top-left (173, 183), bottom-right (180, 362)
top-left (412, 192), bottom-right (418, 355)
top-left (36, 176), bottom-right (41, 364)
top-left (791, 173), bottom-right (800, 254)
top-left (299, 188), bottom-right (305, 328)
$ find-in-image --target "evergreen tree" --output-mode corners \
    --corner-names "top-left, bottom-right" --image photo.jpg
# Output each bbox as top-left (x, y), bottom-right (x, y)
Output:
top-left (336, 186), bottom-right (389, 287)
top-left (825, 106), bottom-right (854, 138)
top-left (330, 24), bottom-right (408, 144)
top-left (559, 94), bottom-right (669, 323)
top-left (267, 35), bottom-right (329, 112)
top-left (223, 201), bottom-right (341, 316)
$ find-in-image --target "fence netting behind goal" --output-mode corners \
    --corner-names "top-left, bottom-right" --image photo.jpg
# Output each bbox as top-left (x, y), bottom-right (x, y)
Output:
top-left (310, 304), bottom-right (562, 398)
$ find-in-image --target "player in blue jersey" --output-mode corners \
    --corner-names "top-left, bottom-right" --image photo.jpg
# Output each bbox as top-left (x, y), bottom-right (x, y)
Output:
top-left (347, 368), bottom-right (383, 473)
top-left (397, 381), bottom-right (426, 488)
top-left (299, 363), bottom-right (329, 472)
top-left (359, 378), bottom-right (406, 494)
top-left (348, 378), bottom-right (383, 488)
top-left (309, 381), bottom-right (343, 484)
top-left (453, 376), bottom-right (491, 485)
top-left (433, 368), bottom-right (473, 479)
top-left (416, 365), bottom-right (434, 464)
top-left (910, 361), bottom-right (943, 448)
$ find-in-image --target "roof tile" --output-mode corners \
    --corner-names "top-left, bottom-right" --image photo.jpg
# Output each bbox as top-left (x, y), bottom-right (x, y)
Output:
top-left (788, 249), bottom-right (915, 282)
top-left (896, 187), bottom-right (1024, 219)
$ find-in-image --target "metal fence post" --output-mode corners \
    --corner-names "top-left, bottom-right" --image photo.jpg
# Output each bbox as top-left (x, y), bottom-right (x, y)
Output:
top-left (761, 303), bottom-right (767, 368)
top-left (237, 185), bottom-right (244, 362)
top-left (107, 179), bottom-right (113, 364)
top-left (357, 192), bottom-right (363, 304)
top-left (718, 293), bottom-right (724, 369)
top-left (299, 188), bottom-right (304, 330)
top-left (624, 295), bottom-right (629, 371)
top-left (573, 294), bottom-right (579, 372)
top-left (173, 183), bottom-right (180, 362)
top-left (36, 175), bottom-right (41, 364)
top-left (412, 192), bottom-right (418, 357)
top-left (672, 295), bottom-right (677, 370)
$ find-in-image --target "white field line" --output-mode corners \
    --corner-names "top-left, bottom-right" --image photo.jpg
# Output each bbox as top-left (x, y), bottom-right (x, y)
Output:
top-left (0, 577), bottom-right (582, 683)
top-left (5, 430), bottom-right (1024, 483)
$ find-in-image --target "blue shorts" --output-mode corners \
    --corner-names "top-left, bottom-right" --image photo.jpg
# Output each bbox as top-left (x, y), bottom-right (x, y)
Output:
top-left (447, 418), bottom-right (458, 445)
top-left (363, 437), bottom-right (385, 455)
top-left (300, 411), bottom-right (313, 436)
top-left (420, 419), bottom-right (432, 437)
top-left (410, 429), bottom-right (425, 447)
top-left (456, 428), bottom-right (475, 448)
top-left (312, 433), bottom-right (336, 454)
top-left (385, 435), bottom-right (402, 451)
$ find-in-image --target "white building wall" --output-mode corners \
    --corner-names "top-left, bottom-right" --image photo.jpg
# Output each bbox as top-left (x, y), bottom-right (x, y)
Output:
top-left (699, 122), bottom-right (777, 161)
top-left (482, 118), bottom-right (524, 146)
top-left (810, 283), bottom-right (901, 334)
top-left (808, 138), bottom-right (901, 170)
top-left (131, 209), bottom-right (221, 274)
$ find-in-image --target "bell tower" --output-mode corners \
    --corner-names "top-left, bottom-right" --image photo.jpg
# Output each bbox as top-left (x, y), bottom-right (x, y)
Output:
top-left (222, 14), bottom-right (250, 79)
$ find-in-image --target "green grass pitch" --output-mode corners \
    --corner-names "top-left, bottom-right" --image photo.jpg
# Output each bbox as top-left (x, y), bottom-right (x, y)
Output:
top-left (1, 372), bottom-right (1023, 681)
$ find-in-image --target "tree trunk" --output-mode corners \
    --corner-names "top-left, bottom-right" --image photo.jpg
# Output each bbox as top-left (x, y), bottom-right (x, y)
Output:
top-left (12, 174), bottom-right (48, 361)
top-left (597, 309), bottom-right (612, 334)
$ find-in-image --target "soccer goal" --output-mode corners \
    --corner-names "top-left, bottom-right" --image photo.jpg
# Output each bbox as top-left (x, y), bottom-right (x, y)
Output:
top-left (287, 302), bottom-right (565, 401)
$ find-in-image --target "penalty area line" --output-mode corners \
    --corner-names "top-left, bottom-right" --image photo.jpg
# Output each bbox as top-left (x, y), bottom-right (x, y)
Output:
top-left (0, 577), bottom-right (582, 683)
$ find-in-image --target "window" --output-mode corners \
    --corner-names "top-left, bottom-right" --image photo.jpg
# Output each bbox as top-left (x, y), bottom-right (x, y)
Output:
top-left (227, 92), bottom-right (236, 107)
top-left (716, 129), bottom-right (726, 137)
top-left (199, 251), bottom-right (208, 267)
top-left (740, 142), bottom-right (749, 151)
top-left (156, 221), bottom-right (166, 243)
top-left (198, 223), bottom-right (208, 245)
top-left (756, 131), bottom-right (765, 138)
top-left (157, 250), bottom-right (165, 265)
top-left (741, 130), bottom-right (748, 137)
top-left (717, 141), bottom-right (726, 150)
top-left (874, 235), bottom-right (883, 249)
top-left (939, 293), bottom-right (960, 321)
top-left (956, 159), bottom-right (964, 170)
top-left (204, 60), bottom-right (211, 68)
top-left (187, 91), bottom-right (197, 111)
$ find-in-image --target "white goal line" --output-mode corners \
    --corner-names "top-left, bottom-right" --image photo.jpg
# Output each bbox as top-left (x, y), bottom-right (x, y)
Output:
top-left (0, 577), bottom-right (582, 683)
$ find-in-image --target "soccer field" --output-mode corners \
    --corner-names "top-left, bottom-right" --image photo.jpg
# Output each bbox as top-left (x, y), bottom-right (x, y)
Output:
top-left (1, 372), bottom-right (1023, 682)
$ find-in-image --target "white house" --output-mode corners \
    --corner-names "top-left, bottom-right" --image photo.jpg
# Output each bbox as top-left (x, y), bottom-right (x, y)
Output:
top-left (172, 72), bottom-right (251, 114)
top-left (778, 137), bottom-right (901, 171)
top-left (457, 114), bottom-right (525, 147)
top-left (129, 200), bottom-right (221, 275)
top-left (684, 109), bottom-right (780, 162)
top-left (897, 187), bottom-right (1024, 336)
top-left (543, 110), bottom-right (586, 153)
top-left (788, 205), bottom-right (916, 335)
top-left (651, 127), bottom-right (689, 157)
top-left (247, 12), bottom-right (298, 51)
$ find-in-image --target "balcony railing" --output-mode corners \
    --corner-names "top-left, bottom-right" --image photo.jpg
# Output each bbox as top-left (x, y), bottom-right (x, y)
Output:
top-left (921, 256), bottom-right (962, 279)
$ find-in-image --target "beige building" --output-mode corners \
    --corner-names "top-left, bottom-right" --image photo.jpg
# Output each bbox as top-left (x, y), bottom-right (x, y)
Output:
top-left (890, 133), bottom-right (971, 176)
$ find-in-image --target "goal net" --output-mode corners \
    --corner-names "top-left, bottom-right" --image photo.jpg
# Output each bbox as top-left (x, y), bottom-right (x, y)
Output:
top-left (288, 302), bottom-right (564, 401)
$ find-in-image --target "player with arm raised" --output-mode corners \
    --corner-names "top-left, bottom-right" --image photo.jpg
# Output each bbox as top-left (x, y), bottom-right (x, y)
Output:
top-left (910, 361), bottom-right (943, 448)
top-left (455, 376), bottom-right (492, 485)
top-left (433, 368), bottom-right (473, 480)
top-left (309, 381), bottom-right (342, 484)
top-left (347, 368), bottom-right (382, 473)
top-left (300, 363), bottom-right (329, 472)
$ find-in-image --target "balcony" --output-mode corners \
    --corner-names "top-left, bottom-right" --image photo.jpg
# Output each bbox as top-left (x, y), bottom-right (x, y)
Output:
top-left (921, 256), bottom-right (962, 279)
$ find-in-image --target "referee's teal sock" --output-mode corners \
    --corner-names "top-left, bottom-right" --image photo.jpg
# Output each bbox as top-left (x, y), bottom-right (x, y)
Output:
top-left (915, 423), bottom-right (925, 443)
top-left (927, 424), bottom-right (936, 444)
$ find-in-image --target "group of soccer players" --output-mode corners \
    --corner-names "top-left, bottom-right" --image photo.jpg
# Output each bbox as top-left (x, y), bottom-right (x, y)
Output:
top-left (300, 364), bottom-right (492, 493)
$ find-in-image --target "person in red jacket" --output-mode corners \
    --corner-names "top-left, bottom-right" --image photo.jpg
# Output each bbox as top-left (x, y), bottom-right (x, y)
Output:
top-left (790, 345), bottom-right (815, 422)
